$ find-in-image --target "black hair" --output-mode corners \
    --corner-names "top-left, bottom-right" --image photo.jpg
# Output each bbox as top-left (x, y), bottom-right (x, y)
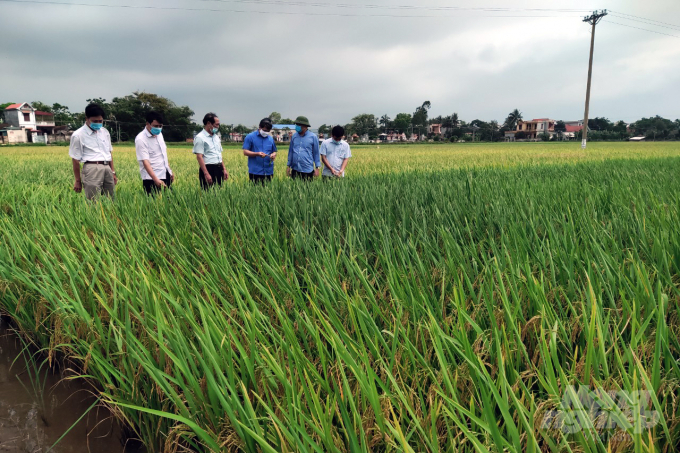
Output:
top-left (259, 118), bottom-right (273, 129)
top-left (203, 113), bottom-right (218, 126)
top-left (85, 103), bottom-right (106, 119)
top-left (332, 125), bottom-right (345, 138)
top-left (146, 111), bottom-right (165, 125)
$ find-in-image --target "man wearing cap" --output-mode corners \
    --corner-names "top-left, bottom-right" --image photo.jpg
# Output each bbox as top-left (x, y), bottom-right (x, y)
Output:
top-left (69, 103), bottom-right (118, 201)
top-left (135, 111), bottom-right (174, 195)
top-left (243, 118), bottom-right (278, 184)
top-left (194, 112), bottom-right (228, 190)
top-left (287, 115), bottom-right (320, 180)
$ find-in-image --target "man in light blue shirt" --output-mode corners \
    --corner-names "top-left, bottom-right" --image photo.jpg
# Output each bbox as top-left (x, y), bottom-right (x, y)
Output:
top-left (320, 125), bottom-right (352, 179)
top-left (243, 118), bottom-right (278, 184)
top-left (193, 112), bottom-right (229, 190)
top-left (287, 115), bottom-right (320, 181)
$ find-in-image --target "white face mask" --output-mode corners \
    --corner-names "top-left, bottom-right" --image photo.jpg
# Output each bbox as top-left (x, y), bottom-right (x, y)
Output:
top-left (260, 130), bottom-right (272, 138)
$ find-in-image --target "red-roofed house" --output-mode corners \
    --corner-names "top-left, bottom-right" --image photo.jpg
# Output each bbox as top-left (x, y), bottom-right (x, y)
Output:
top-left (1, 102), bottom-right (56, 144)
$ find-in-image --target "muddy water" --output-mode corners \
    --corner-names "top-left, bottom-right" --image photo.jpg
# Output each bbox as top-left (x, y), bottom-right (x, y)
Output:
top-left (0, 318), bottom-right (145, 453)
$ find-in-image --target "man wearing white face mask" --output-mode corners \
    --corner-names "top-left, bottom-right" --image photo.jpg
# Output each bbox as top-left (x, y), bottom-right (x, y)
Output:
top-left (243, 117), bottom-right (278, 184)
top-left (69, 103), bottom-right (118, 201)
top-left (320, 125), bottom-right (352, 179)
top-left (135, 111), bottom-right (174, 195)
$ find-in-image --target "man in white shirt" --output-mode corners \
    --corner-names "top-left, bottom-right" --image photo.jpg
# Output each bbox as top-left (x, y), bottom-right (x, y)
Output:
top-left (193, 113), bottom-right (229, 190)
top-left (135, 111), bottom-right (174, 195)
top-left (69, 103), bottom-right (118, 200)
top-left (320, 125), bottom-right (352, 180)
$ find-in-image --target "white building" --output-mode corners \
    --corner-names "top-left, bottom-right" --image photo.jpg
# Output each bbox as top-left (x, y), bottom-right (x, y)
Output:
top-left (1, 102), bottom-right (56, 144)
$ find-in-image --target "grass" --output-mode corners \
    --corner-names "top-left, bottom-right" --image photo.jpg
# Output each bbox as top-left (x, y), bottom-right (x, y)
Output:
top-left (0, 142), bottom-right (679, 452)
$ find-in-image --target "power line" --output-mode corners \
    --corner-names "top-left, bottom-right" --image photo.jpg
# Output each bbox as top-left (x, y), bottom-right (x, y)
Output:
top-left (0, 0), bottom-right (588, 18)
top-left (608, 9), bottom-right (680, 30)
top-left (605, 20), bottom-right (680, 39)
top-left (199, 0), bottom-right (591, 13)
top-left (608, 13), bottom-right (680, 32)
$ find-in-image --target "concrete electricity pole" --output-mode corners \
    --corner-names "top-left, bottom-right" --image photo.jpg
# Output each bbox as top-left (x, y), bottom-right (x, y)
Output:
top-left (581, 9), bottom-right (608, 149)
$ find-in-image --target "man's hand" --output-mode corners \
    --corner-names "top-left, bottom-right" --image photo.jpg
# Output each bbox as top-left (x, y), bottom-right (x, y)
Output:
top-left (286, 167), bottom-right (292, 177)
top-left (171, 173), bottom-right (175, 183)
top-left (74, 179), bottom-right (82, 193)
top-left (154, 178), bottom-right (167, 188)
top-left (270, 152), bottom-right (277, 162)
top-left (204, 172), bottom-right (213, 185)
top-left (257, 152), bottom-right (267, 158)
top-left (113, 175), bottom-right (119, 185)
top-left (314, 168), bottom-right (319, 177)
top-left (332, 169), bottom-right (340, 177)
top-left (223, 169), bottom-right (229, 180)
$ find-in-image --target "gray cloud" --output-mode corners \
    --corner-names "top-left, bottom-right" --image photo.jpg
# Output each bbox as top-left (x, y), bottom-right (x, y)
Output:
top-left (1, 0), bottom-right (678, 126)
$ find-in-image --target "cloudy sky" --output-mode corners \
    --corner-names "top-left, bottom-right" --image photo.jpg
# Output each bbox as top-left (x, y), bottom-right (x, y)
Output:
top-left (1, 0), bottom-right (678, 126)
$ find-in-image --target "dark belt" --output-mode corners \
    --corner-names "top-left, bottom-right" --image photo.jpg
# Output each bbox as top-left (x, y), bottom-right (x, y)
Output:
top-left (84, 161), bottom-right (110, 165)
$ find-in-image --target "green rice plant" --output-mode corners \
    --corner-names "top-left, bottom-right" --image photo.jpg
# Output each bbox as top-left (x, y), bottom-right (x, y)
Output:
top-left (0, 142), bottom-right (678, 452)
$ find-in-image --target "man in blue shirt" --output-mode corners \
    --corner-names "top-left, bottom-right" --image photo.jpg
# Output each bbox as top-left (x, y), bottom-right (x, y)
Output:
top-left (243, 118), bottom-right (278, 184)
top-left (287, 115), bottom-right (320, 180)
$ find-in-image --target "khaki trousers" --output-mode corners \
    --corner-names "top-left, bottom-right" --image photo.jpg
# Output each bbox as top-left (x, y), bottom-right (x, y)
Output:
top-left (82, 164), bottom-right (115, 201)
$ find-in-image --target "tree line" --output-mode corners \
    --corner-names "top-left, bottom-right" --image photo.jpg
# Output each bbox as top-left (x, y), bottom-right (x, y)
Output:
top-left (2, 94), bottom-right (678, 143)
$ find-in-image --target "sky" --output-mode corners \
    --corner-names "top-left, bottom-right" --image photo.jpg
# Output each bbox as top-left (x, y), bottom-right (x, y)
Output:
top-left (1, 0), bottom-right (679, 127)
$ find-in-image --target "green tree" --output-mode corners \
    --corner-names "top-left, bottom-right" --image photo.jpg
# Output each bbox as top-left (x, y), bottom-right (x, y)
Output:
top-left (393, 113), bottom-right (412, 135)
top-left (0, 102), bottom-right (16, 122)
top-left (350, 114), bottom-right (378, 138)
top-left (503, 109), bottom-right (523, 130)
top-left (30, 101), bottom-right (52, 113)
top-left (379, 114), bottom-right (391, 133)
top-left (268, 112), bottom-right (282, 124)
top-left (412, 101), bottom-right (431, 129)
top-left (318, 124), bottom-right (329, 136)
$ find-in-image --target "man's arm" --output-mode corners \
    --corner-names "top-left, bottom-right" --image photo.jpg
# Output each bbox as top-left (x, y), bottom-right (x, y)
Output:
top-left (312, 137), bottom-right (321, 176)
top-left (320, 155), bottom-right (336, 175)
top-left (196, 154), bottom-right (212, 184)
top-left (339, 157), bottom-right (350, 174)
top-left (108, 158), bottom-right (118, 185)
top-left (71, 158), bottom-right (82, 193)
top-left (69, 135), bottom-right (83, 192)
top-left (142, 160), bottom-right (165, 187)
top-left (287, 138), bottom-right (294, 176)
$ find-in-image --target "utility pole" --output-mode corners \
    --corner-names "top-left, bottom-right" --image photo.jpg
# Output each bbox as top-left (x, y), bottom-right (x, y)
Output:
top-left (581, 9), bottom-right (607, 149)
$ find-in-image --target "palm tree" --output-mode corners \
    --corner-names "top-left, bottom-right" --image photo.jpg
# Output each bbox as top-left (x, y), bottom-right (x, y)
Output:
top-left (504, 109), bottom-right (523, 130)
top-left (380, 115), bottom-right (391, 133)
top-left (451, 112), bottom-right (459, 129)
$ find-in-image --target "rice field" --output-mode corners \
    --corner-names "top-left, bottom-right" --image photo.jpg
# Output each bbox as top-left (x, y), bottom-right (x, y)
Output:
top-left (0, 142), bottom-right (679, 452)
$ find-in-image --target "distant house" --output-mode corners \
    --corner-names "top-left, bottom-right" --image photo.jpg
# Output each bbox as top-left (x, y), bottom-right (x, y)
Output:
top-left (429, 124), bottom-right (443, 135)
top-left (1, 102), bottom-right (57, 144)
top-left (379, 132), bottom-right (407, 143)
top-left (272, 124), bottom-right (296, 142)
top-left (505, 118), bottom-right (557, 141)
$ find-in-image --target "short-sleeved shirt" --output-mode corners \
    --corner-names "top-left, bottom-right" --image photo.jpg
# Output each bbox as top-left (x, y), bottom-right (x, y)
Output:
top-left (243, 130), bottom-right (278, 176)
top-left (320, 138), bottom-right (352, 177)
top-left (135, 128), bottom-right (172, 180)
top-left (192, 129), bottom-right (223, 165)
top-left (287, 131), bottom-right (320, 173)
top-left (68, 124), bottom-right (113, 162)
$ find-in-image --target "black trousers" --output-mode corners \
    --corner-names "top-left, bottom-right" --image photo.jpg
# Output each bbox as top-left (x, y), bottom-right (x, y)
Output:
top-left (291, 169), bottom-right (314, 181)
top-left (143, 175), bottom-right (172, 195)
top-left (249, 174), bottom-right (273, 185)
top-left (199, 164), bottom-right (224, 190)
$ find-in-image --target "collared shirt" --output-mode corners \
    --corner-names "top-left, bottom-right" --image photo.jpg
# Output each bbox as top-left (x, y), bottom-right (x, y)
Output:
top-left (69, 124), bottom-right (113, 162)
top-left (193, 129), bottom-right (223, 165)
top-left (243, 130), bottom-right (278, 176)
top-left (287, 131), bottom-right (320, 173)
top-left (320, 138), bottom-right (352, 177)
top-left (135, 128), bottom-right (172, 180)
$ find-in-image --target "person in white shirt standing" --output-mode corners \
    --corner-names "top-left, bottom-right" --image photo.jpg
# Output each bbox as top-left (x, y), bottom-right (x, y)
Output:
top-left (69, 103), bottom-right (118, 200)
top-left (320, 125), bottom-right (352, 180)
top-left (135, 111), bottom-right (174, 195)
top-left (193, 112), bottom-right (229, 190)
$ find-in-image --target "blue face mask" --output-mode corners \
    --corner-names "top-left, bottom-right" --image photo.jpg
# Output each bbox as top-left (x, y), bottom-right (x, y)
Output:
top-left (212, 128), bottom-right (219, 134)
top-left (333, 139), bottom-right (342, 145)
top-left (90, 122), bottom-right (103, 131)
top-left (295, 125), bottom-right (303, 134)
top-left (151, 127), bottom-right (162, 136)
